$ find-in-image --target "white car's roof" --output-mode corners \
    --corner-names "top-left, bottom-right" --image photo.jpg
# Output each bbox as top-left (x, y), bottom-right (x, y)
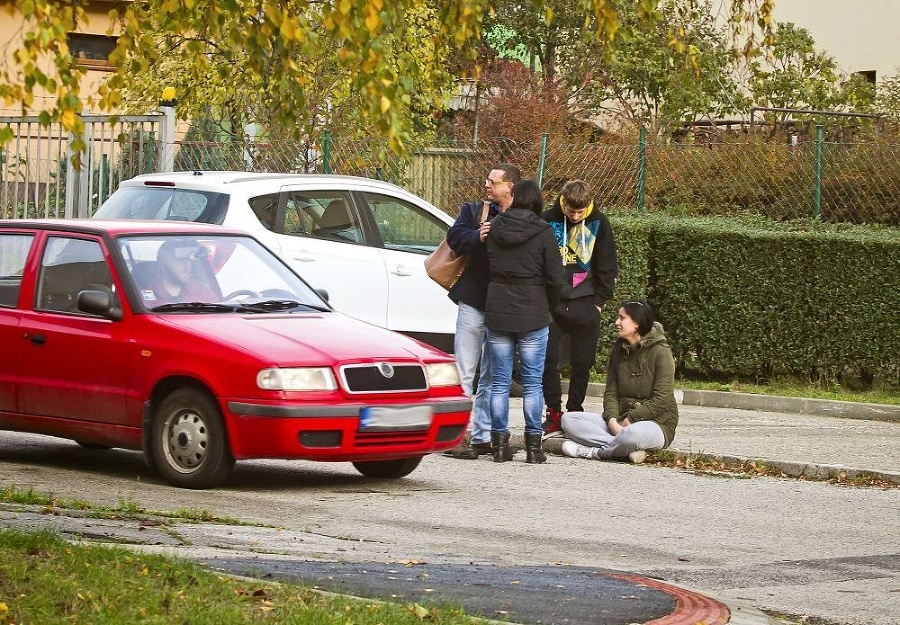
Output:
top-left (120, 171), bottom-right (411, 193)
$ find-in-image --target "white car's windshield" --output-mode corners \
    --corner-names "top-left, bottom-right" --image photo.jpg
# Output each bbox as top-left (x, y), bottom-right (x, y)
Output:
top-left (96, 186), bottom-right (229, 224)
top-left (118, 234), bottom-right (329, 313)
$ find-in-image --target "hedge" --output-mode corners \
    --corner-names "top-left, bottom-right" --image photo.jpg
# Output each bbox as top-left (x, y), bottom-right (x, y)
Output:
top-left (600, 214), bottom-right (900, 388)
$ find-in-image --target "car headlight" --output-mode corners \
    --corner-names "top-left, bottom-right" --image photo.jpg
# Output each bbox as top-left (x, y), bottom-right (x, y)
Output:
top-left (257, 367), bottom-right (337, 391)
top-left (425, 362), bottom-right (461, 387)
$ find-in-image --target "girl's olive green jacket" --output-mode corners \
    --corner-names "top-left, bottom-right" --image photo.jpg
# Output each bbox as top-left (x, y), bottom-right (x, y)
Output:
top-left (603, 322), bottom-right (679, 447)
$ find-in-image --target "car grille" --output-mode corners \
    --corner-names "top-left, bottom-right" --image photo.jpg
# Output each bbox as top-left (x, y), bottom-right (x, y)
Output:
top-left (340, 363), bottom-right (428, 393)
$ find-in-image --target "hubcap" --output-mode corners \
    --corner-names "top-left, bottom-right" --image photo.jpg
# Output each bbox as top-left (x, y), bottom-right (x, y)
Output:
top-left (164, 411), bottom-right (208, 472)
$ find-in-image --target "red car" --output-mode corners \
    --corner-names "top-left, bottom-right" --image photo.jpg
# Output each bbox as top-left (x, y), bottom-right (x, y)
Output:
top-left (0, 220), bottom-right (470, 488)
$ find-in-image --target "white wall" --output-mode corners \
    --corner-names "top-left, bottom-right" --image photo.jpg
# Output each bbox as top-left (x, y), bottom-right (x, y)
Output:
top-left (771, 0), bottom-right (900, 82)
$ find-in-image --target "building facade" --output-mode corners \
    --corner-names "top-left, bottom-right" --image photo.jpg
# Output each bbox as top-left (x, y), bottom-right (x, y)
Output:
top-left (769, 0), bottom-right (898, 84)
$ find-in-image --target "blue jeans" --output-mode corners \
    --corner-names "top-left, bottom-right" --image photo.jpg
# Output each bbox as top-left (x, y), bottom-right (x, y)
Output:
top-left (454, 303), bottom-right (491, 445)
top-left (487, 326), bottom-right (549, 435)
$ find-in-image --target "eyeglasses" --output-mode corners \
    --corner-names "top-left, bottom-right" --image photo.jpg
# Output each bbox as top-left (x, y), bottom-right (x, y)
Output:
top-left (485, 178), bottom-right (510, 187)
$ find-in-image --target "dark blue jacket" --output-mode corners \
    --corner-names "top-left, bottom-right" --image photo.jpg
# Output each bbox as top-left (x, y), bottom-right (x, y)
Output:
top-left (446, 200), bottom-right (498, 310)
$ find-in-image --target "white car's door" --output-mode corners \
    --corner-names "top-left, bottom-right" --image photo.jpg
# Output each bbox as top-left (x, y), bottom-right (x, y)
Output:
top-left (359, 191), bottom-right (458, 346)
top-left (273, 189), bottom-right (389, 327)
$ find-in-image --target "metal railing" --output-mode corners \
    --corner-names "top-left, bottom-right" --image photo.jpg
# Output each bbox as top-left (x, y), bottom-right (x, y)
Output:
top-left (1, 113), bottom-right (166, 219)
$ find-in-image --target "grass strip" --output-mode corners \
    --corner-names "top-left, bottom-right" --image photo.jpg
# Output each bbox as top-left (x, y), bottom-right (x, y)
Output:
top-left (0, 527), bottom-right (477, 625)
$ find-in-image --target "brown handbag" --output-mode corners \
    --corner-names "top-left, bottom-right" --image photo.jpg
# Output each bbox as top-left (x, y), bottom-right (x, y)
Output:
top-left (424, 202), bottom-right (489, 291)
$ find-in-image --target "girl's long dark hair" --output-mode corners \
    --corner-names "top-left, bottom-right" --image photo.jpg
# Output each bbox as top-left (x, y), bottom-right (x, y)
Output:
top-left (511, 179), bottom-right (544, 216)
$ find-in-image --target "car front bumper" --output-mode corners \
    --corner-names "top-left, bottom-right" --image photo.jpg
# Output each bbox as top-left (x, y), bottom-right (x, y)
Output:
top-left (222, 398), bottom-right (472, 461)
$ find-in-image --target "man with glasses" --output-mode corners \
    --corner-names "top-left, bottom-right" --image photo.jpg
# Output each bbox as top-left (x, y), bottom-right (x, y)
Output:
top-left (541, 179), bottom-right (618, 434)
top-left (444, 163), bottom-right (521, 459)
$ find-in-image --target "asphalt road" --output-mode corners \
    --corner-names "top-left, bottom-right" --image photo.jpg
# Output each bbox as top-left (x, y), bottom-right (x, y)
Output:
top-left (0, 401), bottom-right (898, 625)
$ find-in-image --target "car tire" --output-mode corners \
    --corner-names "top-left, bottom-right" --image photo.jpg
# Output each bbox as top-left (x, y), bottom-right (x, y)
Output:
top-left (151, 388), bottom-right (235, 489)
top-left (352, 456), bottom-right (423, 479)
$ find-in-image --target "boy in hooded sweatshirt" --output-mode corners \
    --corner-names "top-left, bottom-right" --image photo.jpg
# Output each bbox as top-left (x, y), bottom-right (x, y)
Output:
top-left (541, 180), bottom-right (618, 433)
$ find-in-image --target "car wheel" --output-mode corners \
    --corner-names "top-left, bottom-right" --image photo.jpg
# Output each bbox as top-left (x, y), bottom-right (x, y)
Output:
top-left (151, 388), bottom-right (235, 489)
top-left (75, 441), bottom-right (111, 450)
top-left (352, 456), bottom-right (423, 479)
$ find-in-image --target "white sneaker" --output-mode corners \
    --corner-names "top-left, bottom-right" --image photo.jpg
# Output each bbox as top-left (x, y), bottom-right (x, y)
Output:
top-left (628, 450), bottom-right (647, 464)
top-left (561, 440), bottom-right (596, 459)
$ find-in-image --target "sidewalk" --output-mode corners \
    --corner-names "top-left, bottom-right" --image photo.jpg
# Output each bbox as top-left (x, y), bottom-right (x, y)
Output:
top-left (532, 384), bottom-right (900, 485)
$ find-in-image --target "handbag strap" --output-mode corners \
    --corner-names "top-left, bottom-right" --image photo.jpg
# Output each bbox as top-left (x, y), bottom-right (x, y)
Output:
top-left (480, 200), bottom-right (490, 224)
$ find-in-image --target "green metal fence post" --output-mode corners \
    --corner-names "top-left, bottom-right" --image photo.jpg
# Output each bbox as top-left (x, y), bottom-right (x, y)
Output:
top-left (637, 126), bottom-right (647, 210)
top-left (536, 132), bottom-right (549, 187)
top-left (322, 128), bottom-right (332, 174)
top-left (813, 124), bottom-right (823, 219)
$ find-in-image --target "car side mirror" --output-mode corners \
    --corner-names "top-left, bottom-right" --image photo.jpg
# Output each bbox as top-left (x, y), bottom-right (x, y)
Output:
top-left (78, 289), bottom-right (124, 321)
top-left (316, 288), bottom-right (329, 303)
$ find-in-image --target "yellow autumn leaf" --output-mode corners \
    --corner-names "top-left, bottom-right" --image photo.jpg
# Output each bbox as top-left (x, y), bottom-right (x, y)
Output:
top-left (365, 12), bottom-right (381, 33)
top-left (280, 16), bottom-right (296, 40)
top-left (60, 108), bottom-right (76, 130)
top-left (380, 95), bottom-right (390, 113)
top-left (0, 602), bottom-right (8, 617)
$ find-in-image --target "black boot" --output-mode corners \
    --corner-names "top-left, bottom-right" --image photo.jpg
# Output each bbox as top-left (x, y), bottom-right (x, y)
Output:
top-left (444, 439), bottom-right (480, 459)
top-left (491, 431), bottom-right (512, 463)
top-left (524, 432), bottom-right (547, 464)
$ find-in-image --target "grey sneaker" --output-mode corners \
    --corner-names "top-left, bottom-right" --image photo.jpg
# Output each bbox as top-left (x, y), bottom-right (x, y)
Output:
top-left (628, 450), bottom-right (647, 464)
top-left (561, 440), bottom-right (597, 459)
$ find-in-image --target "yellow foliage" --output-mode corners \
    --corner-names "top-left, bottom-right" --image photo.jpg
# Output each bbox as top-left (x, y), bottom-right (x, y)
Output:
top-left (1, 0), bottom-right (776, 156)
top-left (60, 108), bottom-right (76, 129)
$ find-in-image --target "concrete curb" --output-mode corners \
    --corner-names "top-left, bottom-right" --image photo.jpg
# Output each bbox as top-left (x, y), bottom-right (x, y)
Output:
top-left (660, 450), bottom-right (900, 486)
top-left (531, 435), bottom-right (900, 486)
top-left (677, 389), bottom-right (900, 423)
top-left (574, 382), bottom-right (900, 423)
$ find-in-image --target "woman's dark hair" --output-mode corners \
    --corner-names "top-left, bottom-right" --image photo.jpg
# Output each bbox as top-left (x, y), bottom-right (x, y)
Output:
top-left (511, 179), bottom-right (544, 216)
top-left (620, 299), bottom-right (654, 336)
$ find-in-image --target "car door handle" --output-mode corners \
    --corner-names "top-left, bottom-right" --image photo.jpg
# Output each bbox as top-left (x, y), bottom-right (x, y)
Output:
top-left (390, 265), bottom-right (412, 277)
top-left (292, 252), bottom-right (316, 262)
top-left (24, 332), bottom-right (46, 346)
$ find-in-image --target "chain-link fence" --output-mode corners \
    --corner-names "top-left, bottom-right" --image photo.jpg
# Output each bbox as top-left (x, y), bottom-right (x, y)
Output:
top-left (170, 131), bottom-right (900, 227)
top-left (4, 119), bottom-right (900, 227)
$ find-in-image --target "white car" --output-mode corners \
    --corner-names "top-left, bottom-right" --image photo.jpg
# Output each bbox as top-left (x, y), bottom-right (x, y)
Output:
top-left (93, 171), bottom-right (458, 352)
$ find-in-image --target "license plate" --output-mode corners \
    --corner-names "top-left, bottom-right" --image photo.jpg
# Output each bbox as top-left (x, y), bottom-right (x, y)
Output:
top-left (359, 405), bottom-right (434, 431)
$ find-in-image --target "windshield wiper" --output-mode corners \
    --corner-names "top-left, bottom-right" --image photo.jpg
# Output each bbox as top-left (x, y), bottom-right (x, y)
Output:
top-left (151, 302), bottom-right (240, 313)
top-left (235, 299), bottom-right (303, 313)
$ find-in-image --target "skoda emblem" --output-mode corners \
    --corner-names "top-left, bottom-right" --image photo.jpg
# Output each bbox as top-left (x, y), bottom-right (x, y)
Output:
top-left (377, 362), bottom-right (395, 378)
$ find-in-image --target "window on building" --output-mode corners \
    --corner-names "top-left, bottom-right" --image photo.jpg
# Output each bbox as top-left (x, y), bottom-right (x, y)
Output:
top-left (855, 70), bottom-right (877, 85)
top-left (68, 33), bottom-right (118, 71)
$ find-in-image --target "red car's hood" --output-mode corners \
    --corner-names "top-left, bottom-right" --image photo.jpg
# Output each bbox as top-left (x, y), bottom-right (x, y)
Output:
top-left (155, 311), bottom-right (447, 365)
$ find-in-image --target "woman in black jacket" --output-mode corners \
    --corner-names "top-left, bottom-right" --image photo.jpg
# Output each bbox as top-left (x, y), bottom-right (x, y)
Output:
top-left (485, 179), bottom-right (566, 463)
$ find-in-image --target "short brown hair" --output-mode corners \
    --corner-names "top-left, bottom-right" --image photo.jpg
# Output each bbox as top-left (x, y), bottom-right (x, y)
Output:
top-left (493, 163), bottom-right (522, 184)
top-left (560, 179), bottom-right (592, 210)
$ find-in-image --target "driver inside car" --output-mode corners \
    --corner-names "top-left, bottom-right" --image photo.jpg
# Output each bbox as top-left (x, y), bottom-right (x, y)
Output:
top-left (137, 240), bottom-right (220, 305)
